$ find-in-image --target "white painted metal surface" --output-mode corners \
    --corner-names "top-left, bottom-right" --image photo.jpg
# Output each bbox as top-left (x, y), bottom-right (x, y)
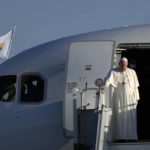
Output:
top-left (64, 41), bottom-right (114, 137)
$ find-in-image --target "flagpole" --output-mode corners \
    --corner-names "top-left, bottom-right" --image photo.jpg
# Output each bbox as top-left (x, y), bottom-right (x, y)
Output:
top-left (6, 25), bottom-right (16, 59)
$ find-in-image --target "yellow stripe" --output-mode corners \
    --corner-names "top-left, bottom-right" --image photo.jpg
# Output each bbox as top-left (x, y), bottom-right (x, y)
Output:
top-left (0, 42), bottom-right (4, 49)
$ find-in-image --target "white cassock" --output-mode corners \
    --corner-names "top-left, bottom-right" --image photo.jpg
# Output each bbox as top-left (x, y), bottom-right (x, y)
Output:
top-left (105, 67), bottom-right (140, 140)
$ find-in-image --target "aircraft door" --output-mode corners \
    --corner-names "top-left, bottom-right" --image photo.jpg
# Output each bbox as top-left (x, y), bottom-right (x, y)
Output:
top-left (64, 41), bottom-right (115, 136)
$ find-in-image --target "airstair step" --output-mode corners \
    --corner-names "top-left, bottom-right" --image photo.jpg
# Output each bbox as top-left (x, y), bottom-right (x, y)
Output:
top-left (109, 141), bottom-right (150, 150)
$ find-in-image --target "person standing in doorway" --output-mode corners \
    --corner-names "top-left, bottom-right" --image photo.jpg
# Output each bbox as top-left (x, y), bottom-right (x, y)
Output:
top-left (101, 57), bottom-right (140, 141)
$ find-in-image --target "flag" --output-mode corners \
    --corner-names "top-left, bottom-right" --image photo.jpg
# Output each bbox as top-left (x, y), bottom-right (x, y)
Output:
top-left (0, 26), bottom-right (15, 61)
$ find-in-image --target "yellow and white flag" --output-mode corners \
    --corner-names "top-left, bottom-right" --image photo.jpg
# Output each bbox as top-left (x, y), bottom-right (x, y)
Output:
top-left (0, 27), bottom-right (15, 60)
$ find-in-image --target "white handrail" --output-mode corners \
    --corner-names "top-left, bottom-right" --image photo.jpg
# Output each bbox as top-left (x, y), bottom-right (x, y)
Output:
top-left (98, 90), bottom-right (106, 111)
top-left (95, 92), bottom-right (112, 150)
top-left (95, 105), bottom-right (106, 150)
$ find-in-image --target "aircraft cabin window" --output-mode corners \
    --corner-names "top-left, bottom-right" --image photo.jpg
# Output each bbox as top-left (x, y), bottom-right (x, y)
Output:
top-left (0, 75), bottom-right (16, 102)
top-left (20, 75), bottom-right (45, 102)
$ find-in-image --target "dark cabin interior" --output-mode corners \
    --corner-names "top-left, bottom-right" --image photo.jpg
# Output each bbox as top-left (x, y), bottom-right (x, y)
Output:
top-left (122, 48), bottom-right (150, 140)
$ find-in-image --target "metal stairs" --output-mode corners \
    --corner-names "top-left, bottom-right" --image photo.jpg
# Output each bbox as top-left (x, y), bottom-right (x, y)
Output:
top-left (108, 141), bottom-right (150, 150)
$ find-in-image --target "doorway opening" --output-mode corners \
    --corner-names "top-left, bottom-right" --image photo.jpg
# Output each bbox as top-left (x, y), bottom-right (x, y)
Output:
top-left (117, 43), bottom-right (150, 140)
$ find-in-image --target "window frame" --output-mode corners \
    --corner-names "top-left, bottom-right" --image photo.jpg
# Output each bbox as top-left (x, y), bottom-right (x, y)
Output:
top-left (0, 75), bottom-right (17, 102)
top-left (18, 73), bottom-right (47, 104)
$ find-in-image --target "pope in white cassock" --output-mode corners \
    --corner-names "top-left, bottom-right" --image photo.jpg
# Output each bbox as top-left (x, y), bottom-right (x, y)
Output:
top-left (102, 57), bottom-right (140, 141)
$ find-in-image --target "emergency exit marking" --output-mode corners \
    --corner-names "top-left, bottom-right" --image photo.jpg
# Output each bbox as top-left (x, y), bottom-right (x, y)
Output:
top-left (85, 65), bottom-right (92, 70)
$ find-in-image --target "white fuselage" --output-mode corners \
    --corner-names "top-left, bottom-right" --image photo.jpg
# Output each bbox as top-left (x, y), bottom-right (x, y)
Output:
top-left (0, 24), bottom-right (150, 150)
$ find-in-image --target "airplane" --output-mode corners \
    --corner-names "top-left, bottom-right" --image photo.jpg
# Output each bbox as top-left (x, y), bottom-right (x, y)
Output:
top-left (0, 24), bottom-right (150, 150)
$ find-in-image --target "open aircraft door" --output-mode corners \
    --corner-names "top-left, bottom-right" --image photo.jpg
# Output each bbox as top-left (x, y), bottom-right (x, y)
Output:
top-left (64, 41), bottom-right (115, 137)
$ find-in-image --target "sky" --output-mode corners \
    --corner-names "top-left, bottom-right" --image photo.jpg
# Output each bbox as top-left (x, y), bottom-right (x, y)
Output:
top-left (0, 0), bottom-right (150, 57)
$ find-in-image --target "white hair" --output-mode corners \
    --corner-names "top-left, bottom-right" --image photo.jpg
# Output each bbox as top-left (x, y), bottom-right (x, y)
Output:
top-left (120, 57), bottom-right (128, 62)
